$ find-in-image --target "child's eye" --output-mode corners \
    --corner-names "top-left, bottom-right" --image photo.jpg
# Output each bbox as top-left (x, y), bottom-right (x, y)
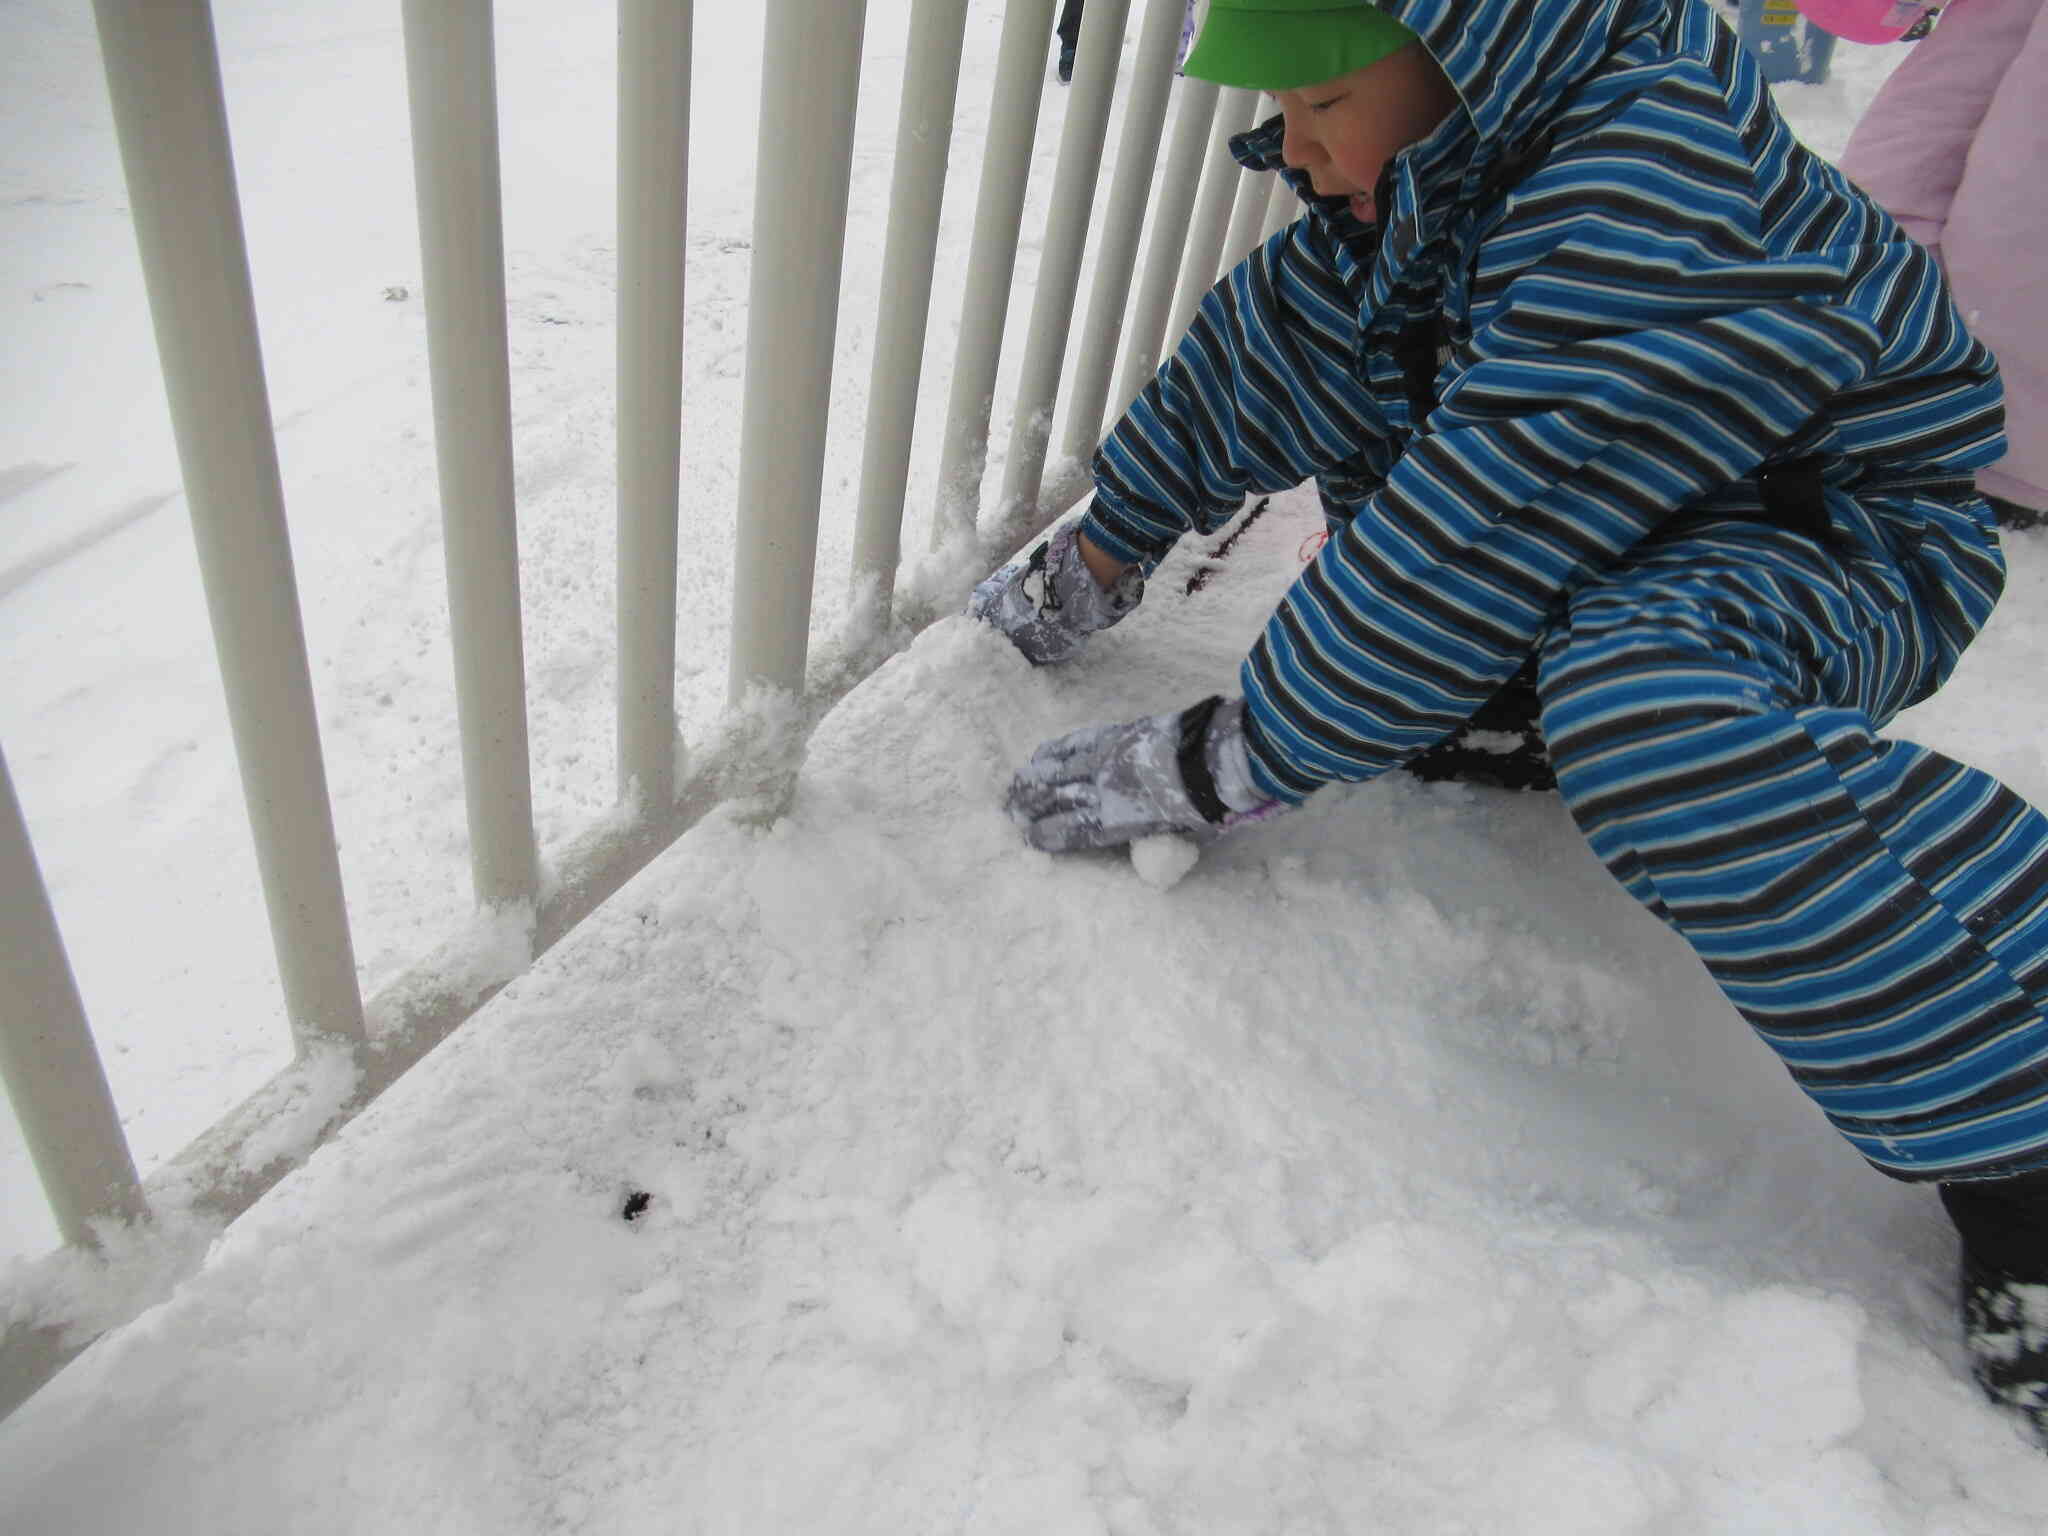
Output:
top-left (1309, 94), bottom-right (1345, 114)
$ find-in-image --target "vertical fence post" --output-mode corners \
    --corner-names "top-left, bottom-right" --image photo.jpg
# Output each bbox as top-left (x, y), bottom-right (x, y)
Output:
top-left (849, 0), bottom-right (973, 617)
top-left (928, 0), bottom-right (1059, 552)
top-left (1166, 86), bottom-right (1261, 344)
top-left (1111, 75), bottom-right (1219, 419)
top-left (995, 0), bottom-right (1134, 533)
top-left (616, 0), bottom-right (692, 811)
top-left (401, 0), bottom-right (540, 910)
top-left (89, 0), bottom-right (366, 1050)
top-left (1218, 96), bottom-right (1279, 273)
top-left (1219, 174), bottom-right (1274, 274)
top-left (1057, 0), bottom-right (1187, 468)
top-left (727, 0), bottom-right (869, 700)
top-left (0, 744), bottom-right (146, 1246)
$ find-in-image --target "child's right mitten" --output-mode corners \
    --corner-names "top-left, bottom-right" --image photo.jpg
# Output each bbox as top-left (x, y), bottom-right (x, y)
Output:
top-left (967, 524), bottom-right (1143, 665)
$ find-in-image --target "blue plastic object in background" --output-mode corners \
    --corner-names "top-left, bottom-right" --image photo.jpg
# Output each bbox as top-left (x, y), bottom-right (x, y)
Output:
top-left (1736, 0), bottom-right (1839, 83)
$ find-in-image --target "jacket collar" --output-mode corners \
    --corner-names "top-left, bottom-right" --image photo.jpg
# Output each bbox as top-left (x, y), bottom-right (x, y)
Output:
top-left (1229, 96), bottom-right (1471, 303)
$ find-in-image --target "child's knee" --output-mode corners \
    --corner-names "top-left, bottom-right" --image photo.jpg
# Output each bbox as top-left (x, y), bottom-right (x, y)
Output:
top-left (1534, 626), bottom-right (1779, 809)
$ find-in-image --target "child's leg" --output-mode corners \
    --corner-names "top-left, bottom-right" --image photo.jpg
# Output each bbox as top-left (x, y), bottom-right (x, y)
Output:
top-left (1539, 507), bottom-right (2048, 1436)
top-left (1537, 513), bottom-right (2048, 1181)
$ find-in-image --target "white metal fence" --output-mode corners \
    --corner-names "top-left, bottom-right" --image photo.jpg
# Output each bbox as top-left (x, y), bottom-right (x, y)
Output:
top-left (0, 0), bottom-right (1287, 1416)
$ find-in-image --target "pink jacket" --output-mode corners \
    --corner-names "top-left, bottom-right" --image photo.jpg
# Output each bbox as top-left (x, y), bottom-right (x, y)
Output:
top-left (1839, 0), bottom-right (2048, 509)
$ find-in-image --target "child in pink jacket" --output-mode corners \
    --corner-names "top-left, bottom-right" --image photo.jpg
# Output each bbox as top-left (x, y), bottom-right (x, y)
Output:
top-left (1835, 0), bottom-right (2048, 524)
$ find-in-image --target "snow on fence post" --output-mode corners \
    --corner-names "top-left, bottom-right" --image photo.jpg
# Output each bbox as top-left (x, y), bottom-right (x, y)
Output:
top-left (1110, 74), bottom-right (1220, 420)
top-left (1217, 95), bottom-right (1279, 274)
top-left (726, 0), bottom-right (869, 699)
top-left (995, 0), bottom-right (1134, 536)
top-left (401, 0), bottom-right (541, 911)
top-left (0, 743), bottom-right (146, 1247)
top-left (850, 0), bottom-right (973, 619)
top-left (401, 0), bottom-right (540, 910)
top-left (1166, 85), bottom-right (1261, 345)
top-left (88, 0), bottom-right (367, 1052)
top-left (1057, 0), bottom-right (1189, 470)
top-left (928, 0), bottom-right (1060, 553)
top-left (615, 0), bottom-right (693, 811)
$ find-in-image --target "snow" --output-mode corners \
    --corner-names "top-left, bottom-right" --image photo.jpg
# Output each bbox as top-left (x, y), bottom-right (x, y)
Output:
top-left (1129, 833), bottom-right (1201, 890)
top-left (5, 3), bottom-right (2048, 1530)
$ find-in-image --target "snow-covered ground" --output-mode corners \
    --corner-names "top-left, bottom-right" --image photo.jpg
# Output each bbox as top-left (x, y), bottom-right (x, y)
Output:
top-left (7, 3), bottom-right (2048, 1529)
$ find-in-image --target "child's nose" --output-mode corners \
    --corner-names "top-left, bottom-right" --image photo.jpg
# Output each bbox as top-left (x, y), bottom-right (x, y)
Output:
top-left (1280, 118), bottom-right (1321, 170)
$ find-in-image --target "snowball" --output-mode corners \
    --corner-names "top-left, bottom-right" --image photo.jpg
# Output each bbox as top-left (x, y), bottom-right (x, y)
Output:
top-left (1130, 834), bottom-right (1200, 890)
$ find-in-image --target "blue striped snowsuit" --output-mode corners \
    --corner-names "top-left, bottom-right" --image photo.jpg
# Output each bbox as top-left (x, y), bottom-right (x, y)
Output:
top-left (1078, 0), bottom-right (2048, 1180)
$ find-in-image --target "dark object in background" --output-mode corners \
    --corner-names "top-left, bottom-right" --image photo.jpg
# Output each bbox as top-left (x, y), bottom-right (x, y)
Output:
top-left (1057, 0), bottom-right (1084, 83)
top-left (1987, 494), bottom-right (2044, 532)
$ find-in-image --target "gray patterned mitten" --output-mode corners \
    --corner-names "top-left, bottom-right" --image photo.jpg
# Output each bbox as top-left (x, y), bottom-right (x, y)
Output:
top-left (1006, 696), bottom-right (1281, 852)
top-left (967, 525), bottom-right (1143, 665)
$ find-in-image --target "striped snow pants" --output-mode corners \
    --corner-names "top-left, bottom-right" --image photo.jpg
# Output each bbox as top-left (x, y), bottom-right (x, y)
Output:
top-left (1537, 490), bottom-right (2048, 1181)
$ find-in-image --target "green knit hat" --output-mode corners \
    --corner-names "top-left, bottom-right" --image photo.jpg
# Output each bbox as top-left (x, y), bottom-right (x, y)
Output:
top-left (1182, 1), bottom-right (1420, 92)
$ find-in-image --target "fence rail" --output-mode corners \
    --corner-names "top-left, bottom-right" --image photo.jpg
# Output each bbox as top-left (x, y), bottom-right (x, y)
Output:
top-left (0, 0), bottom-right (1291, 1418)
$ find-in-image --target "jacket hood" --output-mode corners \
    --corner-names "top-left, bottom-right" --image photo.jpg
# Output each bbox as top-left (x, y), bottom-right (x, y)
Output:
top-left (1393, 0), bottom-right (1676, 176)
top-left (1238, 0), bottom-right (1688, 255)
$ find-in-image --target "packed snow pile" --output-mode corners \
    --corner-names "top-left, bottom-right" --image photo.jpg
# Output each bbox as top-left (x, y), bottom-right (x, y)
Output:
top-left (1129, 832), bottom-right (1202, 889)
top-left (6, 495), bottom-right (2048, 1533)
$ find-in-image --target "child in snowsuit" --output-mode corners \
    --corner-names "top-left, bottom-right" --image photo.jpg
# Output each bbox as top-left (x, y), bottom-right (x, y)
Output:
top-left (1831, 0), bottom-right (2048, 526)
top-left (973, 0), bottom-right (2048, 1443)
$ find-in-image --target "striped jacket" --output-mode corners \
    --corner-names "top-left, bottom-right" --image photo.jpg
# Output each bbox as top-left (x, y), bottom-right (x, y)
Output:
top-left (1079, 0), bottom-right (2007, 806)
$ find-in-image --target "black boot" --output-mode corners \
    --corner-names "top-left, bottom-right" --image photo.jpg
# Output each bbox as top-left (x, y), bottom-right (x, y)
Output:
top-left (1402, 656), bottom-right (1557, 792)
top-left (1958, 1255), bottom-right (2048, 1443)
top-left (1985, 494), bottom-right (2044, 532)
top-left (1940, 1172), bottom-right (2048, 1446)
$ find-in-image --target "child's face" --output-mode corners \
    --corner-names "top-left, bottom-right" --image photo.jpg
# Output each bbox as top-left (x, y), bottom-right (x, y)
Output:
top-left (1275, 42), bottom-right (1463, 225)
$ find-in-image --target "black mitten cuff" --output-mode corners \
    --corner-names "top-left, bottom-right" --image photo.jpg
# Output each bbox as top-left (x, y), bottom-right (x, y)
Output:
top-left (1176, 696), bottom-right (1231, 825)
